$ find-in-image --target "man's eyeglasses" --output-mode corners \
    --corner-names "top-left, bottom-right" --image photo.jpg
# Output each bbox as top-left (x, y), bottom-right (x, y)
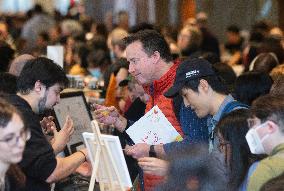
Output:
top-left (0, 129), bottom-right (31, 147)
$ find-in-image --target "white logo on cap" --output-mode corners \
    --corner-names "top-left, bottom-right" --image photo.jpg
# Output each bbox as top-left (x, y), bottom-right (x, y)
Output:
top-left (186, 70), bottom-right (200, 78)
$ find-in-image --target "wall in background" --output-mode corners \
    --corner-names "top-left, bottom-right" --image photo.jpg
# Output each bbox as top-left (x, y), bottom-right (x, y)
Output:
top-left (196, 0), bottom-right (279, 42)
top-left (0, 0), bottom-right (281, 42)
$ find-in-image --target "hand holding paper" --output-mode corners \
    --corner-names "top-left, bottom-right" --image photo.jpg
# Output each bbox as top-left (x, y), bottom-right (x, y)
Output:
top-left (124, 143), bottom-right (150, 159)
top-left (126, 106), bottom-right (182, 145)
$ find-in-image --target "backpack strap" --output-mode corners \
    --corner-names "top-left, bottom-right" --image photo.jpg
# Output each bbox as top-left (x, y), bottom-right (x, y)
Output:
top-left (221, 101), bottom-right (249, 119)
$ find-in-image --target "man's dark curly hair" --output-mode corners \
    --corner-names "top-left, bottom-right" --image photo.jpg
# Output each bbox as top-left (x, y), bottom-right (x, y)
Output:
top-left (17, 57), bottom-right (68, 94)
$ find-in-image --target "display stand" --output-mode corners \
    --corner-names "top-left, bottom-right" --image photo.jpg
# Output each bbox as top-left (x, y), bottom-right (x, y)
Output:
top-left (85, 120), bottom-right (131, 191)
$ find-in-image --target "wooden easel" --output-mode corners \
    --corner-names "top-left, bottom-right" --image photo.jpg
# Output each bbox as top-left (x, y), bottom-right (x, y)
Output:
top-left (88, 120), bottom-right (125, 191)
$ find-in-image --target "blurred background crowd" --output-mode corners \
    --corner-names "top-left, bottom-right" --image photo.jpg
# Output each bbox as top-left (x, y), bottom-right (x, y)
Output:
top-left (0, 0), bottom-right (284, 191)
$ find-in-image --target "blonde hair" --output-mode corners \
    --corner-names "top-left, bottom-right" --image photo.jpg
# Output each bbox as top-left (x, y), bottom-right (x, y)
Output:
top-left (270, 64), bottom-right (284, 81)
top-left (109, 27), bottom-right (128, 46)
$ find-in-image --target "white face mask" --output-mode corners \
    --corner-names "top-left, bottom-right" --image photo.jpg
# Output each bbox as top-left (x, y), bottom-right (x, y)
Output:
top-left (246, 122), bottom-right (270, 154)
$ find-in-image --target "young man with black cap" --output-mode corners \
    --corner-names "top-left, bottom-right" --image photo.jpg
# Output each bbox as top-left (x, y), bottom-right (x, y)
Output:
top-left (138, 58), bottom-right (248, 178)
top-left (165, 58), bottom-right (248, 151)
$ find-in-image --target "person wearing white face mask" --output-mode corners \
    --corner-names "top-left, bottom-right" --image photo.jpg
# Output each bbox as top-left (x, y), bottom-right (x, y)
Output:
top-left (245, 94), bottom-right (284, 191)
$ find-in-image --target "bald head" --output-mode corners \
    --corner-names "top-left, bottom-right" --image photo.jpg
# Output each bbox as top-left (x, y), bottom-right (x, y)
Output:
top-left (109, 27), bottom-right (128, 47)
top-left (9, 54), bottom-right (35, 76)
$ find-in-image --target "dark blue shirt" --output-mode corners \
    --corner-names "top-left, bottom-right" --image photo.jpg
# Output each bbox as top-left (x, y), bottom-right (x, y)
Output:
top-left (163, 103), bottom-right (208, 154)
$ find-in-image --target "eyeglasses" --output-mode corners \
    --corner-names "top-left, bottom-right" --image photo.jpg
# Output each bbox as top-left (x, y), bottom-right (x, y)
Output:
top-left (218, 141), bottom-right (230, 152)
top-left (0, 129), bottom-right (31, 147)
top-left (247, 118), bottom-right (277, 129)
top-left (247, 118), bottom-right (259, 129)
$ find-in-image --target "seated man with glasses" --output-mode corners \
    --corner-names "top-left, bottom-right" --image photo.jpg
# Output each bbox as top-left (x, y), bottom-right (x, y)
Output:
top-left (246, 94), bottom-right (284, 191)
top-left (0, 98), bottom-right (30, 191)
top-left (2, 57), bottom-right (90, 191)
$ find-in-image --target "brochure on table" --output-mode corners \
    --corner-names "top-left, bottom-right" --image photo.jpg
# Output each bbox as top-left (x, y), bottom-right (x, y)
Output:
top-left (126, 105), bottom-right (182, 145)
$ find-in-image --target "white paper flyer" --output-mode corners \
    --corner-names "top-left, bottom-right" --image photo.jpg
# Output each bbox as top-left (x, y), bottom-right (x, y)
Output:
top-left (126, 105), bottom-right (182, 145)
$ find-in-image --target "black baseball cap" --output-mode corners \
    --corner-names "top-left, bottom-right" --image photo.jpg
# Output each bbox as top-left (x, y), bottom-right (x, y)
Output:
top-left (164, 58), bottom-right (216, 98)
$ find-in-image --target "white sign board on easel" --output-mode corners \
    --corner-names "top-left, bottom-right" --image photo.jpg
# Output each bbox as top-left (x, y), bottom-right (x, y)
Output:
top-left (47, 45), bottom-right (64, 68)
top-left (82, 121), bottom-right (132, 191)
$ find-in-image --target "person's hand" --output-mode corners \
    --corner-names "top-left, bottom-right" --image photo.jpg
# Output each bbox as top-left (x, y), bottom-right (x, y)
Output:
top-left (75, 162), bottom-right (92, 177)
top-left (93, 104), bottom-right (126, 132)
top-left (124, 143), bottom-right (150, 159)
top-left (138, 157), bottom-right (169, 176)
top-left (79, 148), bottom-right (90, 162)
top-left (93, 104), bottom-right (119, 125)
top-left (40, 116), bottom-right (56, 135)
top-left (51, 116), bottom-right (74, 154)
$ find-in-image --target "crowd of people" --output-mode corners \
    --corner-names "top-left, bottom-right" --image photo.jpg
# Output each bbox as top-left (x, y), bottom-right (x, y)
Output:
top-left (0, 2), bottom-right (284, 191)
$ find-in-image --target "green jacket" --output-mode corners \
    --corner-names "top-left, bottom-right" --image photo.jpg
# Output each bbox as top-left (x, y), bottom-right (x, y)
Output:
top-left (247, 143), bottom-right (284, 191)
